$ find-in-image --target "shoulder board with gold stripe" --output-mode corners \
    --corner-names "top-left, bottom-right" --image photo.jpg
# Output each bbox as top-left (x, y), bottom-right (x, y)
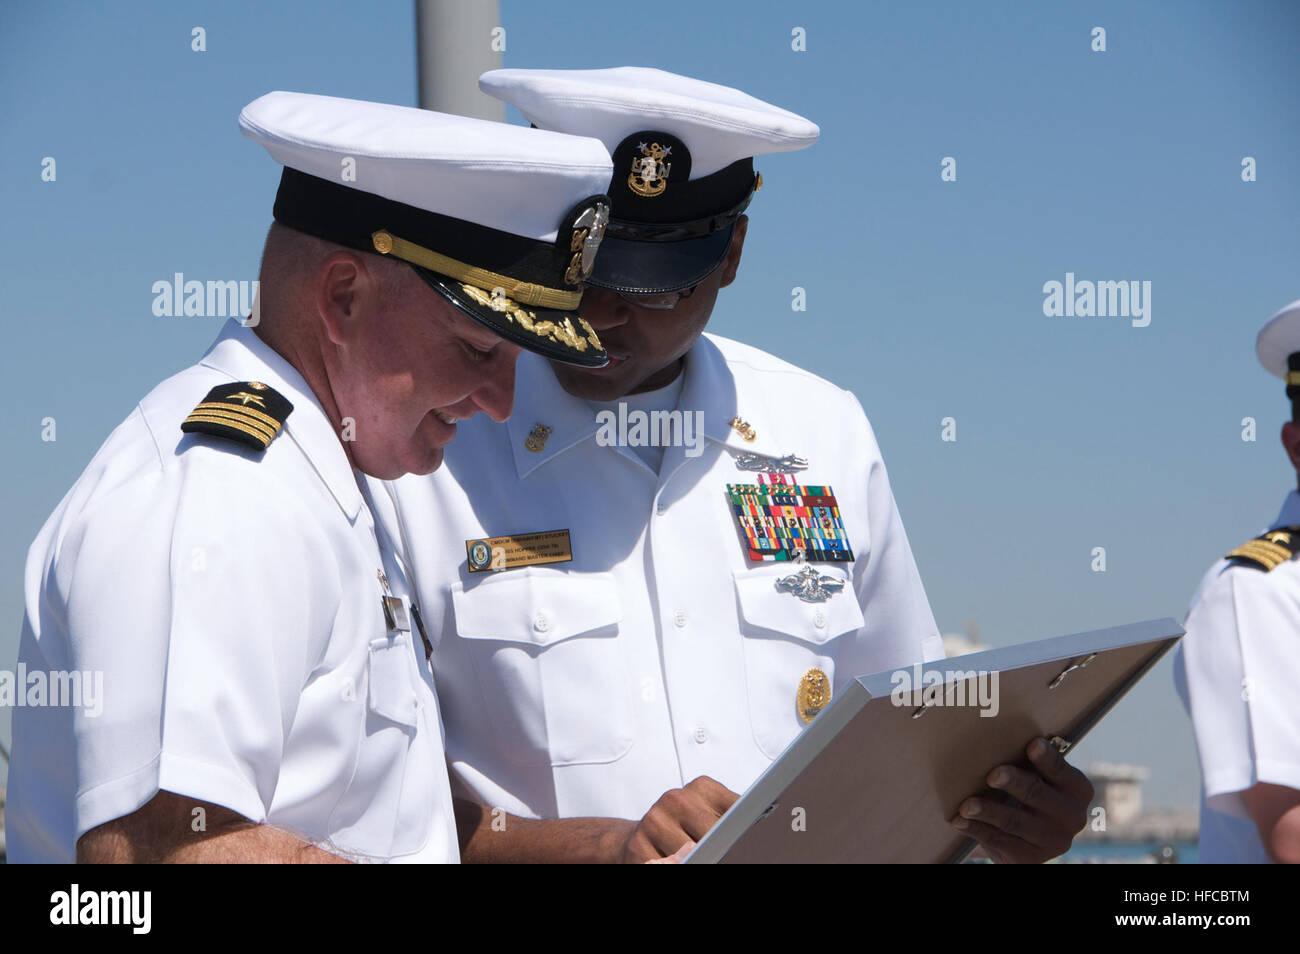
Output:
top-left (1225, 526), bottom-right (1300, 572)
top-left (181, 381), bottom-right (293, 452)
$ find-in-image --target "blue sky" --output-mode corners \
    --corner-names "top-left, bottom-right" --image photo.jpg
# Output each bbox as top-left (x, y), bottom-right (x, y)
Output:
top-left (2, 0), bottom-right (1298, 809)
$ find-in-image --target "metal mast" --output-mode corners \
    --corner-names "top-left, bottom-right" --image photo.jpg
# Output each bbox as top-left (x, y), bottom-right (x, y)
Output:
top-left (415, 0), bottom-right (504, 121)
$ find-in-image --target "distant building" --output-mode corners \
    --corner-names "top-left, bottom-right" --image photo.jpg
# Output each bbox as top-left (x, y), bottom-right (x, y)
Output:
top-left (941, 624), bottom-right (984, 659)
top-left (1078, 761), bottom-right (1197, 843)
top-left (1089, 761), bottom-right (1149, 827)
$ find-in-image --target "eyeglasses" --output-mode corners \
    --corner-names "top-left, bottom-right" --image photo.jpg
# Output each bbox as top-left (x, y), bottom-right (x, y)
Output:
top-left (614, 284), bottom-right (699, 311)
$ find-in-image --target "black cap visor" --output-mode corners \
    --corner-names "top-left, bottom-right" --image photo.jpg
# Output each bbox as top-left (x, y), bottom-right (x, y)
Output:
top-left (585, 224), bottom-right (735, 295)
top-left (414, 267), bottom-right (609, 368)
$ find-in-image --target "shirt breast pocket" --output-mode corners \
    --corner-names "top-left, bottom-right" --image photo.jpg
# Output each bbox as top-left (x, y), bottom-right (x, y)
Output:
top-left (327, 632), bottom-right (432, 860)
top-left (450, 569), bottom-right (632, 767)
top-left (733, 566), bottom-right (865, 760)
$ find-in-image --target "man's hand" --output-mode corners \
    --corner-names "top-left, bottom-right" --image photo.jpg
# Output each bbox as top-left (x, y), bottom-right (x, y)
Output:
top-left (453, 777), bottom-right (738, 863)
top-left (950, 737), bottom-right (1093, 863)
top-left (620, 776), bottom-right (739, 863)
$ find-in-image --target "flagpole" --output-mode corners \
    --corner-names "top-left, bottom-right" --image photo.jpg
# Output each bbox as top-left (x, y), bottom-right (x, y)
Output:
top-left (414, 0), bottom-right (504, 120)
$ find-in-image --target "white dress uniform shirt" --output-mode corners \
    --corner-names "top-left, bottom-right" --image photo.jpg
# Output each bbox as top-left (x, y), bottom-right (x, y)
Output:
top-left (376, 333), bottom-right (944, 822)
top-left (7, 319), bottom-right (458, 863)
top-left (1174, 490), bottom-right (1300, 863)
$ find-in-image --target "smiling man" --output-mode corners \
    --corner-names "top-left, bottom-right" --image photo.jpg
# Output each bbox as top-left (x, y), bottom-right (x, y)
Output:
top-left (5, 91), bottom-right (612, 863)
top-left (375, 68), bottom-right (1092, 864)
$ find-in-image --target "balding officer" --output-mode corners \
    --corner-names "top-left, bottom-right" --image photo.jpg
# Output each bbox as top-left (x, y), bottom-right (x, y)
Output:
top-left (1176, 299), bottom-right (1300, 864)
top-left (6, 91), bottom-right (612, 863)
top-left (374, 68), bottom-right (1093, 863)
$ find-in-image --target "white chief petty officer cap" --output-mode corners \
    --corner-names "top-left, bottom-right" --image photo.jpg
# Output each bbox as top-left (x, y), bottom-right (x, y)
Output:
top-left (239, 90), bottom-right (615, 366)
top-left (1257, 298), bottom-right (1300, 380)
top-left (479, 67), bottom-right (820, 295)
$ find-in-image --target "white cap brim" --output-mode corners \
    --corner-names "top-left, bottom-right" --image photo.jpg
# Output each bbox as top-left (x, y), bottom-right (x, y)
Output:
top-left (1256, 298), bottom-right (1300, 379)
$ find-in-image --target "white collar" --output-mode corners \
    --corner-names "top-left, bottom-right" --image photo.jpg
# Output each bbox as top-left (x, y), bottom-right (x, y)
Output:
top-left (504, 336), bottom-right (790, 479)
top-left (199, 320), bottom-right (363, 520)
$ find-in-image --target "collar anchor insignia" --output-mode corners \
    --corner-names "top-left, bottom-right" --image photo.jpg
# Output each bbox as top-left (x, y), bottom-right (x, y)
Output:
top-left (525, 423), bottom-right (552, 453)
top-left (729, 417), bottom-right (757, 442)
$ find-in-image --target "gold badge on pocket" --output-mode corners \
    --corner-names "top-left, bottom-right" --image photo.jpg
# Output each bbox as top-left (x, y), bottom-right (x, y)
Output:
top-left (797, 668), bottom-right (830, 723)
top-left (466, 529), bottom-right (573, 573)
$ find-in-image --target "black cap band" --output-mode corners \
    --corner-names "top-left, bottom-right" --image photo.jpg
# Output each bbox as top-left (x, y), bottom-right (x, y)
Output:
top-left (272, 167), bottom-right (582, 293)
top-left (606, 187), bottom-right (756, 243)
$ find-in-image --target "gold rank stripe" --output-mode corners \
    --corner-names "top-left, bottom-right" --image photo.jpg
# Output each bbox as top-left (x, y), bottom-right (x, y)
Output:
top-left (187, 406), bottom-right (280, 440)
top-left (193, 401), bottom-right (283, 432)
top-left (372, 230), bottom-right (582, 311)
top-left (183, 419), bottom-right (274, 449)
top-left (1226, 539), bottom-right (1291, 569)
top-left (1288, 371), bottom-right (1300, 386)
top-left (184, 409), bottom-right (278, 444)
top-left (184, 409), bottom-right (277, 441)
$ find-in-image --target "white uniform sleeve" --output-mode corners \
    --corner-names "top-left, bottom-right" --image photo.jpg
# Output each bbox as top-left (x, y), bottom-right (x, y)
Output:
top-left (842, 391), bottom-right (945, 672)
top-left (1180, 562), bottom-right (1300, 818)
top-left (28, 455), bottom-right (336, 854)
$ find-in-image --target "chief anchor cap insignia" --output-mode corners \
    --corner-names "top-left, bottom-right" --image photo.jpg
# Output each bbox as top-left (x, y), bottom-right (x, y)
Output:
top-left (628, 141), bottom-right (672, 197)
top-left (797, 668), bottom-right (830, 723)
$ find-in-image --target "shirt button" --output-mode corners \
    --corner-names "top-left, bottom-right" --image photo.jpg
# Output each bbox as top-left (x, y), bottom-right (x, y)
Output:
top-left (694, 726), bottom-right (708, 744)
top-left (533, 613), bottom-right (551, 633)
top-left (656, 502), bottom-right (667, 515)
top-left (673, 610), bottom-right (687, 628)
top-left (813, 610), bottom-right (827, 629)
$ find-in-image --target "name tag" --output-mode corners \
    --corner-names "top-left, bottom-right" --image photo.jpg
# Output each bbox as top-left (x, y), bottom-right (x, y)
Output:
top-left (466, 529), bottom-right (573, 573)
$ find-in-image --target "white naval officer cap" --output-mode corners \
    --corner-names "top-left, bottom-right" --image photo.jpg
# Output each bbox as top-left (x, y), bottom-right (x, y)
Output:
top-left (1256, 298), bottom-right (1300, 413)
top-left (478, 67), bottom-right (820, 294)
top-left (238, 90), bottom-right (614, 366)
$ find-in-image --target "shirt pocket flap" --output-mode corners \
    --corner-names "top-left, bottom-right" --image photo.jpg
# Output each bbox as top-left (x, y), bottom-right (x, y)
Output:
top-left (367, 634), bottom-right (420, 728)
top-left (733, 566), bottom-right (864, 645)
top-left (451, 570), bottom-right (622, 648)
